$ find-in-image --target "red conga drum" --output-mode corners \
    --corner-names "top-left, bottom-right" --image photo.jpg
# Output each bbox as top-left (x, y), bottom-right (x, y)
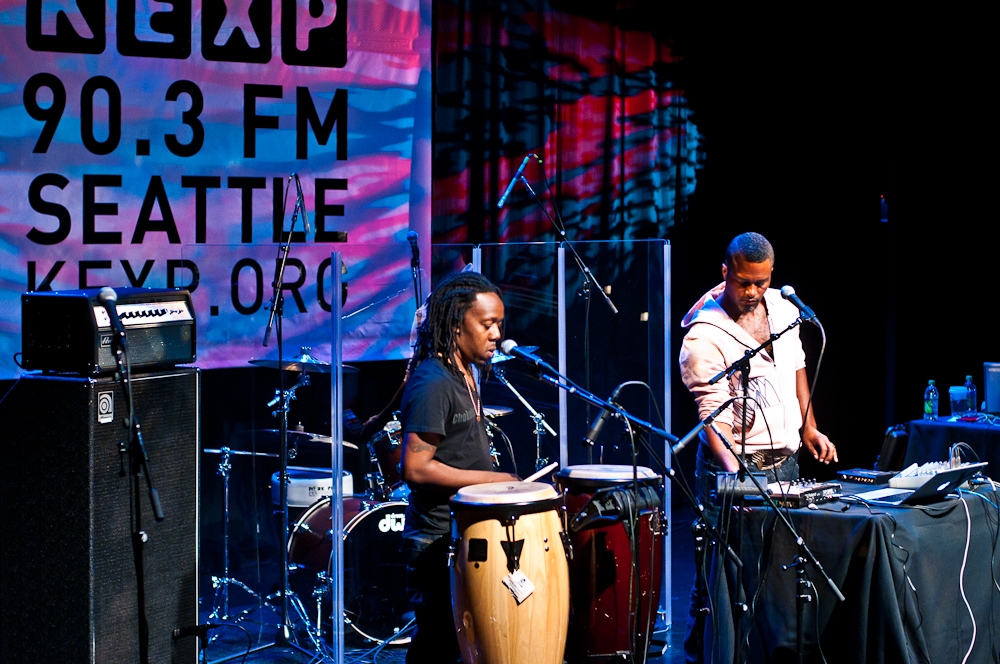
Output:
top-left (556, 465), bottom-right (664, 662)
top-left (450, 482), bottom-right (570, 664)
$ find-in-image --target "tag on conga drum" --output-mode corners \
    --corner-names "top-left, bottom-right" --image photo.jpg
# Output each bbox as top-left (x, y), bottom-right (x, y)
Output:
top-left (502, 569), bottom-right (535, 604)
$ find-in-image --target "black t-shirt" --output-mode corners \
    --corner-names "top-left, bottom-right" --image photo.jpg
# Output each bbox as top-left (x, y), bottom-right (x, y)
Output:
top-left (400, 357), bottom-right (496, 537)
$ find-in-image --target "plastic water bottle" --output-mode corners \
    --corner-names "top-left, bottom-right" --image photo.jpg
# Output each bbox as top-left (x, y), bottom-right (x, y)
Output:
top-left (923, 380), bottom-right (939, 420)
top-left (964, 375), bottom-right (978, 417)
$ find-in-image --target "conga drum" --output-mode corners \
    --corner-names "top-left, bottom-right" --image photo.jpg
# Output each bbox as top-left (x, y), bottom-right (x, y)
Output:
top-left (555, 465), bottom-right (664, 662)
top-left (450, 482), bottom-right (570, 664)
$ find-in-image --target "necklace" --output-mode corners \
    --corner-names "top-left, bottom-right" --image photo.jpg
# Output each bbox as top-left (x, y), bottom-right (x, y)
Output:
top-left (462, 370), bottom-right (482, 422)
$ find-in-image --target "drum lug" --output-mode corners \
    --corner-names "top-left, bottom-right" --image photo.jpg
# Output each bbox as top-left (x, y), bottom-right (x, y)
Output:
top-left (448, 537), bottom-right (458, 567)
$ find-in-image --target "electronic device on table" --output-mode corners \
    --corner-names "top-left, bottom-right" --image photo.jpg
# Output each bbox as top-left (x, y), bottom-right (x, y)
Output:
top-left (853, 462), bottom-right (987, 506)
top-left (766, 480), bottom-right (841, 508)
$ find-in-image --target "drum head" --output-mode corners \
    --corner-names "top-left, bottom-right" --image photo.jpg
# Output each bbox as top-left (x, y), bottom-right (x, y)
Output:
top-left (453, 481), bottom-right (558, 504)
top-left (556, 464), bottom-right (658, 481)
top-left (341, 501), bottom-right (411, 644)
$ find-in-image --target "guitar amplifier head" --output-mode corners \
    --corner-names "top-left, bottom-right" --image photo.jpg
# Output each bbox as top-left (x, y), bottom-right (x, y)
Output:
top-left (21, 287), bottom-right (196, 375)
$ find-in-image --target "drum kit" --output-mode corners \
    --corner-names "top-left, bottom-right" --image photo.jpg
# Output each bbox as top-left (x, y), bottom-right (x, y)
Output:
top-left (203, 348), bottom-right (665, 662)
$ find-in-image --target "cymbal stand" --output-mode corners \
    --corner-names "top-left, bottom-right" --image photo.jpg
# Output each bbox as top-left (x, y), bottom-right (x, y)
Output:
top-left (493, 364), bottom-right (557, 471)
top-left (223, 175), bottom-right (332, 663)
top-left (207, 446), bottom-right (259, 634)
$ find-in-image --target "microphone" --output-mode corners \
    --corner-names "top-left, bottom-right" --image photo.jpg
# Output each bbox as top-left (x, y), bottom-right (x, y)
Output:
top-left (97, 287), bottom-right (127, 348)
top-left (497, 155), bottom-right (532, 209)
top-left (292, 173), bottom-right (311, 234)
top-left (671, 397), bottom-right (737, 455)
top-left (407, 230), bottom-right (420, 268)
top-left (583, 384), bottom-right (625, 447)
top-left (779, 285), bottom-right (817, 323)
top-left (500, 339), bottom-right (556, 374)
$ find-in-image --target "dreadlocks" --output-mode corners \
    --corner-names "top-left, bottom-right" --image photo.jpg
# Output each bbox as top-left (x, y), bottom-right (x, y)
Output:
top-left (412, 271), bottom-right (503, 376)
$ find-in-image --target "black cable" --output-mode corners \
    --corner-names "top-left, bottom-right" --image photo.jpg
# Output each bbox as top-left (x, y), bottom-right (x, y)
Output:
top-left (799, 318), bottom-right (827, 434)
top-left (808, 573), bottom-right (830, 664)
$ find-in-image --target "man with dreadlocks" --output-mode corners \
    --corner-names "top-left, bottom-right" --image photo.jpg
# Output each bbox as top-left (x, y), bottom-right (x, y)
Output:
top-left (399, 271), bottom-right (519, 663)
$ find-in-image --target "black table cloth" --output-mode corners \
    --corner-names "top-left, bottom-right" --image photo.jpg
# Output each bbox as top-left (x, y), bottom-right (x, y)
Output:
top-left (700, 484), bottom-right (1000, 663)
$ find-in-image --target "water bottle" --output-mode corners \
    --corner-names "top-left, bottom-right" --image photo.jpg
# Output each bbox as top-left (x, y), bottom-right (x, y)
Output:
top-left (964, 375), bottom-right (978, 417)
top-left (923, 380), bottom-right (939, 420)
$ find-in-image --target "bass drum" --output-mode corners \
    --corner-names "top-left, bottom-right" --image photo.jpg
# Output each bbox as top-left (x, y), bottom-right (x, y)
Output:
top-left (288, 498), bottom-right (411, 644)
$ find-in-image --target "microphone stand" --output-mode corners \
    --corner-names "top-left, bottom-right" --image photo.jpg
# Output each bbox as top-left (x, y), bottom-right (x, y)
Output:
top-left (108, 306), bottom-right (165, 664)
top-left (523, 363), bottom-right (743, 664)
top-left (519, 159), bottom-right (616, 462)
top-left (709, 424), bottom-right (845, 662)
top-left (704, 316), bottom-right (843, 663)
top-left (522, 362), bottom-right (743, 571)
top-left (246, 180), bottom-right (330, 662)
top-left (409, 241), bottom-right (422, 309)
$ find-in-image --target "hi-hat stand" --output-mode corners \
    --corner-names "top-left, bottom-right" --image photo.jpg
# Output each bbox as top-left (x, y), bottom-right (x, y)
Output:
top-left (492, 363), bottom-right (557, 471)
top-left (207, 446), bottom-right (259, 630)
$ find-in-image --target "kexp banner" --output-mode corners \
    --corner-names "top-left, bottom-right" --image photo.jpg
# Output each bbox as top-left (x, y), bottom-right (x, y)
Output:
top-left (0, 0), bottom-right (432, 379)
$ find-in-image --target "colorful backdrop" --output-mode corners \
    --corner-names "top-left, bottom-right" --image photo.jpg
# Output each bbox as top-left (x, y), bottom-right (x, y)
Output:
top-left (0, 0), bottom-right (432, 379)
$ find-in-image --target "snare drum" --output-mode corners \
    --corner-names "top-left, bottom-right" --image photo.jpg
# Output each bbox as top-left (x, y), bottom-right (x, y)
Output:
top-left (287, 498), bottom-right (411, 644)
top-left (450, 482), bottom-right (570, 664)
top-left (270, 468), bottom-right (354, 507)
top-left (555, 465), bottom-right (663, 662)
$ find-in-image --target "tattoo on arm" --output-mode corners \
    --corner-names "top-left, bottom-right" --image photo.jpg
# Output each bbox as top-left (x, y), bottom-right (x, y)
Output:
top-left (407, 439), bottom-right (434, 454)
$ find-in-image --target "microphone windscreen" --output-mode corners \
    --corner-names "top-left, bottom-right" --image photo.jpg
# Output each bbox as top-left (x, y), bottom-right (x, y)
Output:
top-left (779, 285), bottom-right (795, 299)
top-left (98, 287), bottom-right (117, 304)
top-left (407, 230), bottom-right (419, 245)
top-left (501, 339), bottom-right (518, 354)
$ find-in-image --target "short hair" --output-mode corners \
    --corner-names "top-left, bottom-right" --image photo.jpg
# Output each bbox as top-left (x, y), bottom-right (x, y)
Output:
top-left (413, 271), bottom-right (502, 375)
top-left (724, 232), bottom-right (774, 267)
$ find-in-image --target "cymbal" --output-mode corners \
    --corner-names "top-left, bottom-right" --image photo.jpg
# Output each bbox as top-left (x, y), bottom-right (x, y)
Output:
top-left (222, 429), bottom-right (359, 466)
top-left (483, 406), bottom-right (513, 418)
top-left (308, 434), bottom-right (359, 450)
top-left (249, 347), bottom-right (359, 373)
top-left (203, 447), bottom-right (279, 458)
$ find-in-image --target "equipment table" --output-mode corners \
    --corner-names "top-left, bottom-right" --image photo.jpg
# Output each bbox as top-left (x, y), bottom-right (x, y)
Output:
top-left (701, 483), bottom-right (1000, 664)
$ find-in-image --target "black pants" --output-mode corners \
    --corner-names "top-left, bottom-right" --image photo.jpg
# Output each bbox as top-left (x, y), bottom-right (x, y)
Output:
top-left (403, 534), bottom-right (461, 664)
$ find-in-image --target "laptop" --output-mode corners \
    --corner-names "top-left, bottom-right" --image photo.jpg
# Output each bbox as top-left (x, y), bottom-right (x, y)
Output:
top-left (854, 462), bottom-right (988, 506)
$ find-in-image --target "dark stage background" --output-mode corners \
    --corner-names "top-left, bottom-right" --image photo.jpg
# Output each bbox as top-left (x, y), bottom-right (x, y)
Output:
top-left (429, 1), bottom-right (999, 483)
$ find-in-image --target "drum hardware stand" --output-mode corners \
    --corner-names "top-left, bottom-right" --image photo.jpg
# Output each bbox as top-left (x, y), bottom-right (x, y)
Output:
top-left (493, 364), bottom-right (557, 471)
top-left (484, 420), bottom-right (503, 467)
top-left (234, 173), bottom-right (333, 664)
top-left (207, 446), bottom-right (260, 635)
top-left (269, 372), bottom-right (310, 417)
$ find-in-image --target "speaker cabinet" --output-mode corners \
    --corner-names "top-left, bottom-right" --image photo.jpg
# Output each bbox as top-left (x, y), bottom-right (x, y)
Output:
top-left (0, 368), bottom-right (200, 663)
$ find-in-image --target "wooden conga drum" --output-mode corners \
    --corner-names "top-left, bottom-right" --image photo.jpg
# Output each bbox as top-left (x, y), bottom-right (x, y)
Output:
top-left (556, 465), bottom-right (664, 662)
top-left (450, 482), bottom-right (570, 664)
